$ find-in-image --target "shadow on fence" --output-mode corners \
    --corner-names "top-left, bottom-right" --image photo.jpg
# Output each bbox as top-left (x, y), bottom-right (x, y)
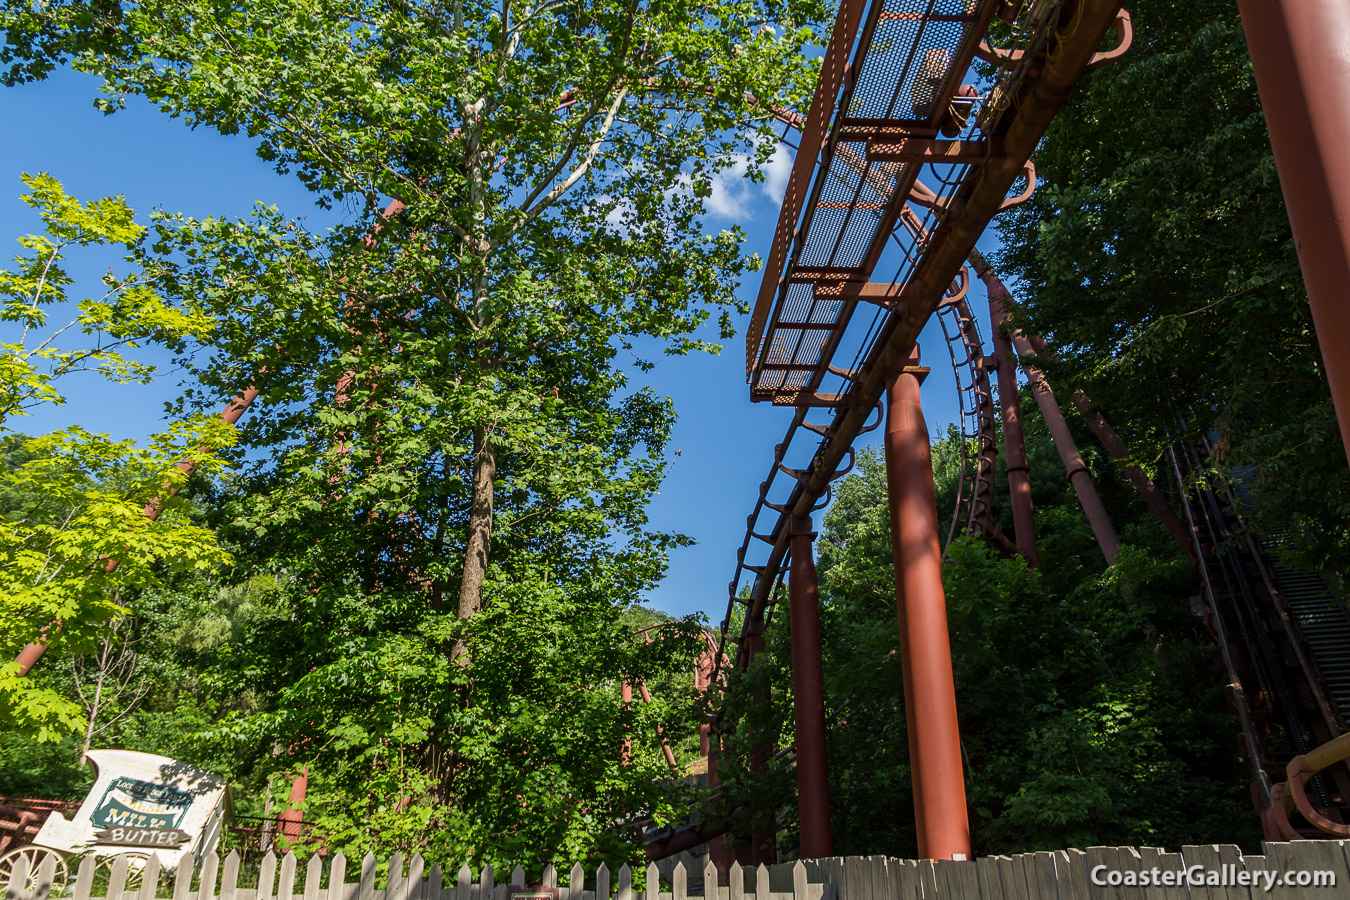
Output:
top-left (2, 850), bottom-right (832, 900)
top-left (772, 841), bottom-right (1350, 899)
top-left (7, 841), bottom-right (1350, 900)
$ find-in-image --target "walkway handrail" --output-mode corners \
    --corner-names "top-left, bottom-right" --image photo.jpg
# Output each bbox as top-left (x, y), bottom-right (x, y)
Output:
top-left (1270, 732), bottom-right (1350, 838)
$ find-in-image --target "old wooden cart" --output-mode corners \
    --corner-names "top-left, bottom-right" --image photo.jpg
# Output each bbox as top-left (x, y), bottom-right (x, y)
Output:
top-left (0, 749), bottom-right (231, 891)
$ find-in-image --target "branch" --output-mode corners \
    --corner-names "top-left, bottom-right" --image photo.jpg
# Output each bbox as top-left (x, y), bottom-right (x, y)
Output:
top-left (507, 1), bottom-right (572, 36)
top-left (20, 243), bottom-right (66, 346)
top-left (71, 658), bottom-right (90, 706)
top-left (1173, 277), bottom-right (1279, 319)
top-left (514, 85), bottom-right (631, 235)
top-left (94, 677), bottom-right (151, 734)
top-left (512, 92), bottom-right (616, 219)
top-left (29, 272), bottom-right (157, 360)
top-left (511, 0), bottom-right (644, 227)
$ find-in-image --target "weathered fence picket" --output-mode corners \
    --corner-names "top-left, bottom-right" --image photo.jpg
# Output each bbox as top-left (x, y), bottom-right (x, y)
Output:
top-left (762, 841), bottom-right (1350, 900)
top-left (7, 841), bottom-right (1350, 900)
top-left (4, 856), bottom-right (830, 900)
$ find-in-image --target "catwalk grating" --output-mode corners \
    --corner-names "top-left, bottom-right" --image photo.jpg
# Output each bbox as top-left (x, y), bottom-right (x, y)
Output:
top-left (712, 0), bottom-right (1128, 699)
top-left (746, 0), bottom-right (997, 403)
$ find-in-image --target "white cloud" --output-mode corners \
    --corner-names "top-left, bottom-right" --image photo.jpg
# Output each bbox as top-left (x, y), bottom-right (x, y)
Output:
top-left (706, 157), bottom-right (755, 220)
top-left (703, 146), bottom-right (796, 223)
top-left (604, 196), bottom-right (634, 232)
top-left (597, 145), bottom-right (798, 234)
top-left (762, 145), bottom-right (793, 204)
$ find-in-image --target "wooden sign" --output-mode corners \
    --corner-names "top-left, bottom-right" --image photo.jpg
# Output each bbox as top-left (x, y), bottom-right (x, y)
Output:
top-left (90, 776), bottom-right (192, 831)
top-left (93, 826), bottom-right (191, 848)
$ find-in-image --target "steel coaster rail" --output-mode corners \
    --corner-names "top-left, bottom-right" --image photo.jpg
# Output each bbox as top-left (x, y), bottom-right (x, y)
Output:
top-left (713, 183), bottom-right (985, 692)
top-left (935, 294), bottom-right (997, 552)
top-left (651, 0), bottom-right (1131, 857)
top-left (711, 0), bottom-right (1130, 699)
top-left (707, 124), bottom-right (975, 693)
top-left (1271, 732), bottom-right (1350, 838)
top-left (1170, 437), bottom-right (1350, 835)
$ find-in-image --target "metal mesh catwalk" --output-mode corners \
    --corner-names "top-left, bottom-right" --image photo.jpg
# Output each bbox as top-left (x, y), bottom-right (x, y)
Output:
top-left (712, 0), bottom-right (1130, 682)
top-left (747, 0), bottom-right (997, 404)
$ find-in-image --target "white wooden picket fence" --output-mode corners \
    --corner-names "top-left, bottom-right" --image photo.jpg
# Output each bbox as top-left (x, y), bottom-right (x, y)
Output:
top-left (772, 841), bottom-right (1350, 900)
top-left (2, 850), bottom-right (833, 900)
top-left (9, 840), bottom-right (1350, 900)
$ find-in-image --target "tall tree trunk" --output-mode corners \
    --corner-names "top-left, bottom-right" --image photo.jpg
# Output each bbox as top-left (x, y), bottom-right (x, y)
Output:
top-left (453, 98), bottom-right (497, 658)
top-left (455, 429), bottom-right (496, 646)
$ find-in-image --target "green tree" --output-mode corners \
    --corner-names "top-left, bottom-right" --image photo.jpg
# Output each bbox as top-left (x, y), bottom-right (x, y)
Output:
top-left (0, 0), bottom-right (828, 864)
top-left (712, 419), bottom-right (1258, 859)
top-left (991, 0), bottom-right (1350, 580)
top-left (0, 175), bottom-right (231, 742)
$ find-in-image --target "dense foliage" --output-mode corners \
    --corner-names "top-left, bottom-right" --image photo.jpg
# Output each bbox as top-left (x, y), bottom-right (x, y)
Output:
top-left (0, 177), bottom-right (231, 742)
top-left (715, 406), bottom-right (1259, 859)
top-left (712, 0), bottom-right (1312, 858)
top-left (0, 0), bottom-right (1327, 869)
top-left (993, 0), bottom-right (1350, 580)
top-left (0, 0), bottom-right (830, 870)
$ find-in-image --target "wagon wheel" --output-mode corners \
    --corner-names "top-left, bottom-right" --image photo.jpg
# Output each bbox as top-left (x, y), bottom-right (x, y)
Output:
top-left (93, 853), bottom-right (152, 898)
top-left (0, 846), bottom-right (71, 894)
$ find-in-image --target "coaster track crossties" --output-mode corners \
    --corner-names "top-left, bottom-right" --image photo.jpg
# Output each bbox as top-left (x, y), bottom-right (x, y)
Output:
top-left (707, 0), bottom-right (1130, 697)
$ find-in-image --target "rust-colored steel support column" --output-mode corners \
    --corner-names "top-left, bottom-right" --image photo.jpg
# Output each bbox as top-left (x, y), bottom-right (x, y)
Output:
top-left (788, 517), bottom-right (833, 859)
top-left (969, 249), bottom-right (1120, 564)
top-left (1067, 393), bottom-right (1195, 558)
top-left (277, 768), bottom-right (308, 843)
top-left (884, 357), bottom-right (971, 861)
top-left (13, 641), bottom-right (47, 677)
top-left (1014, 329), bottom-right (1192, 556)
top-left (990, 326), bottom-right (1038, 564)
top-left (974, 256), bottom-right (1039, 565)
top-left (973, 248), bottom-right (1185, 560)
top-left (703, 725), bottom-right (734, 874)
top-left (695, 639), bottom-right (734, 873)
top-left (1237, 0), bottom-right (1350, 466)
top-left (621, 681), bottom-right (633, 764)
top-left (739, 610), bottom-right (775, 866)
top-left (1010, 331), bottom-right (1122, 566)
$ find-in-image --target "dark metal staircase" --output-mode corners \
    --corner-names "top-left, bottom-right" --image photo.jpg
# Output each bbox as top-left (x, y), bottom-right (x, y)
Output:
top-left (1172, 445), bottom-right (1350, 834)
top-left (1259, 547), bottom-right (1350, 724)
top-left (1228, 466), bottom-right (1350, 734)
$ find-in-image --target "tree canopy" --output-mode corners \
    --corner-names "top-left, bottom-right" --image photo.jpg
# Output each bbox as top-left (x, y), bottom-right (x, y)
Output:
top-left (993, 0), bottom-right (1350, 580)
top-left (1, 0), bottom-right (832, 868)
top-left (0, 0), bottom-right (1338, 869)
top-left (0, 175), bottom-right (231, 742)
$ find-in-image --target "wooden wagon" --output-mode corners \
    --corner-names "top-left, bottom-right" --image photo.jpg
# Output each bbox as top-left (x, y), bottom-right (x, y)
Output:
top-left (0, 749), bottom-right (231, 891)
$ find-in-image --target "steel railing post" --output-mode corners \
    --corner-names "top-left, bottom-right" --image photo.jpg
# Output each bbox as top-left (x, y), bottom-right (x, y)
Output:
top-left (1237, 0), bottom-right (1350, 468)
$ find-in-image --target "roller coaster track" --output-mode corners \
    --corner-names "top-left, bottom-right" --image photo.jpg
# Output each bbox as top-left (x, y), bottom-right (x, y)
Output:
top-left (643, 1), bottom-right (1132, 858)
top-left (706, 0), bottom-right (1129, 696)
top-left (7, 0), bottom-right (1136, 861)
top-left (935, 293), bottom-right (997, 554)
top-left (1172, 444), bottom-right (1350, 838)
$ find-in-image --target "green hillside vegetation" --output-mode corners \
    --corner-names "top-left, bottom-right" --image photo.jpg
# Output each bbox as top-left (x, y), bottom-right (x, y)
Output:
top-left (712, 396), bottom-right (1259, 859)
top-left (1, 0), bottom-right (1344, 871)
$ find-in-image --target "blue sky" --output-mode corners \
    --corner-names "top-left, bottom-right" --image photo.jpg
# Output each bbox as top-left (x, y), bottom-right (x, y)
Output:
top-left (0, 69), bottom-right (1003, 622)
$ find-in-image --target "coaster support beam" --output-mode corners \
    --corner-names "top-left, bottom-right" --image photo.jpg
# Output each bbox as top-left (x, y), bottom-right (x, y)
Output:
top-left (884, 357), bottom-right (970, 861)
top-left (788, 518), bottom-right (833, 859)
top-left (1238, 0), bottom-right (1350, 467)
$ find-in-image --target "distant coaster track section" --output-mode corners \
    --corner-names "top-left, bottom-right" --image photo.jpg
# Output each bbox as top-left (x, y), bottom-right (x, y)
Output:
top-left (707, 0), bottom-right (1130, 694)
top-left (935, 291), bottom-right (998, 553)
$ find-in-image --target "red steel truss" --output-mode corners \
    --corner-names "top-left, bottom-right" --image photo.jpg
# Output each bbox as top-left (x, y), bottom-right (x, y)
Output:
top-left (690, 0), bottom-right (1130, 862)
top-left (714, 0), bottom-right (1130, 685)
